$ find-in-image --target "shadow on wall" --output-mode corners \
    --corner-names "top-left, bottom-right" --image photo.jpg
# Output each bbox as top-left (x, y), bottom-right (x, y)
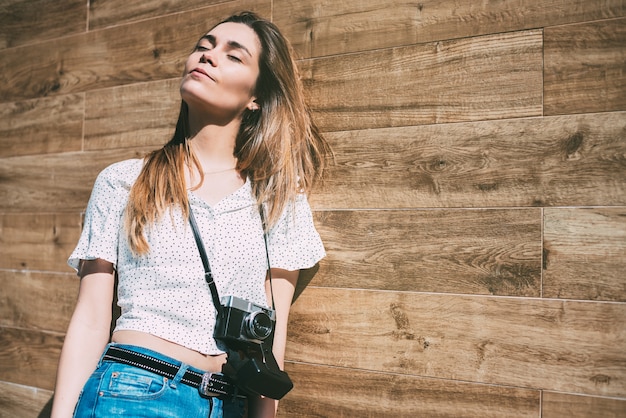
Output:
top-left (39, 397), bottom-right (52, 417)
top-left (295, 264), bottom-right (320, 302)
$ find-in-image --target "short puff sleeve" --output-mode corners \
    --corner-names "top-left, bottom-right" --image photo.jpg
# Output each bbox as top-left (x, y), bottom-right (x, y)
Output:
top-left (265, 194), bottom-right (325, 271)
top-left (68, 159), bottom-right (142, 272)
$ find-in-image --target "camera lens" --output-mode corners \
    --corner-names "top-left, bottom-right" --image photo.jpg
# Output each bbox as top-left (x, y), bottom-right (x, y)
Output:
top-left (245, 311), bottom-right (273, 340)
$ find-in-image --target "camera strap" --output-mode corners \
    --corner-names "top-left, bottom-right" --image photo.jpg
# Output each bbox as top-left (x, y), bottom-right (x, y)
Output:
top-left (188, 207), bottom-right (224, 316)
top-left (259, 207), bottom-right (276, 311)
top-left (188, 205), bottom-right (275, 314)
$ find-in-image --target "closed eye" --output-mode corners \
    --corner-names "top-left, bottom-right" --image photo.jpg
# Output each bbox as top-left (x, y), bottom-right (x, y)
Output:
top-left (199, 34), bottom-right (252, 61)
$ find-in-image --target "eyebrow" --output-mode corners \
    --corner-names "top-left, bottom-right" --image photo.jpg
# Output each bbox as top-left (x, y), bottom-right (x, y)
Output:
top-left (201, 34), bottom-right (252, 57)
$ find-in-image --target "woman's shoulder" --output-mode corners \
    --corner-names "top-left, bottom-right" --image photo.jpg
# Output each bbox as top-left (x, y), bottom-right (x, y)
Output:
top-left (95, 158), bottom-right (144, 190)
top-left (98, 158), bottom-right (144, 181)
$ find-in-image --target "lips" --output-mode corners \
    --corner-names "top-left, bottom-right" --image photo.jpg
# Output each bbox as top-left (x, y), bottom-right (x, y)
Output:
top-left (190, 67), bottom-right (214, 80)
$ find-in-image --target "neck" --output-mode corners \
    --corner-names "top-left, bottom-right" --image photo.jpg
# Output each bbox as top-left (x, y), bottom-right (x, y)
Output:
top-left (187, 108), bottom-right (240, 173)
top-left (188, 133), bottom-right (238, 173)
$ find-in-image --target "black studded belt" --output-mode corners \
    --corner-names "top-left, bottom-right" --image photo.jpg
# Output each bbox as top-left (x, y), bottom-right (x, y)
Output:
top-left (103, 345), bottom-right (242, 399)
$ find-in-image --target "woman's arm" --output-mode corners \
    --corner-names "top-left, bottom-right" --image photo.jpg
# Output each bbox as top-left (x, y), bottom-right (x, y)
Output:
top-left (51, 267), bottom-right (115, 418)
top-left (249, 268), bottom-right (299, 418)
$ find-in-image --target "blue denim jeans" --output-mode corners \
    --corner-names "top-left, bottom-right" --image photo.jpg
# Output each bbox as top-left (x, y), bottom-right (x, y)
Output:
top-left (73, 343), bottom-right (246, 418)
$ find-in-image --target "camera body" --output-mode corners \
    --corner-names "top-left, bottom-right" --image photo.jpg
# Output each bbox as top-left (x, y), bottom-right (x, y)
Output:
top-left (214, 296), bottom-right (276, 348)
top-left (214, 296), bottom-right (293, 399)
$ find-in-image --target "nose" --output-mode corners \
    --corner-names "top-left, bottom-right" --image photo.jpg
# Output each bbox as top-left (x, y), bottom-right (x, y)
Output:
top-left (199, 52), bottom-right (216, 66)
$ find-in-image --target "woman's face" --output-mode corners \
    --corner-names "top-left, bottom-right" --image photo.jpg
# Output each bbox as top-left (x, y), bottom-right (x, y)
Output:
top-left (180, 22), bottom-right (261, 121)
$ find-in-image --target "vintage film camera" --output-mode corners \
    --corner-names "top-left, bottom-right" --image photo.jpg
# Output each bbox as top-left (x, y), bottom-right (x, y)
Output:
top-left (214, 295), bottom-right (293, 399)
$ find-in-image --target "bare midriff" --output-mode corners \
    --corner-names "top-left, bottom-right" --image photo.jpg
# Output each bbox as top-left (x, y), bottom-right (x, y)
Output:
top-left (111, 330), bottom-right (227, 373)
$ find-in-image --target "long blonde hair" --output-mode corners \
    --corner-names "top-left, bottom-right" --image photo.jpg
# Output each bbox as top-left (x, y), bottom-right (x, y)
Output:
top-left (125, 12), bottom-right (331, 255)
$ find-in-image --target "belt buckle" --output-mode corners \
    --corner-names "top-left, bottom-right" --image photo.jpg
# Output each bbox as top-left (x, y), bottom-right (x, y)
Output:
top-left (199, 372), bottom-right (224, 397)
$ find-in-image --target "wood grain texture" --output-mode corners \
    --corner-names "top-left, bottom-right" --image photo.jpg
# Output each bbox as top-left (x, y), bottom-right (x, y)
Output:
top-left (0, 1), bottom-right (271, 103)
top-left (89, 0), bottom-right (225, 29)
top-left (0, 381), bottom-right (53, 418)
top-left (0, 213), bottom-right (82, 271)
top-left (1, 0), bottom-right (625, 413)
top-left (279, 362), bottom-right (540, 417)
top-left (84, 79), bottom-right (180, 150)
top-left (310, 112), bottom-right (626, 209)
top-left (0, 270), bottom-right (77, 333)
top-left (4, 111), bottom-right (623, 215)
top-left (0, 327), bottom-right (63, 391)
top-left (275, 0), bottom-right (625, 58)
top-left (0, 94), bottom-right (84, 158)
top-left (545, 18), bottom-right (626, 115)
top-left (312, 209), bottom-right (541, 296)
top-left (544, 208), bottom-right (626, 302)
top-left (0, 0), bottom-right (87, 49)
top-left (542, 391), bottom-right (626, 418)
top-left (0, 147), bottom-right (151, 213)
top-left (300, 30), bottom-right (542, 132)
top-left (286, 288), bottom-right (626, 397)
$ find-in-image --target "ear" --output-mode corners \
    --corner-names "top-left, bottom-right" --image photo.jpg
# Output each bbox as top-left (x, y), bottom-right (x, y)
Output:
top-left (247, 98), bottom-right (260, 112)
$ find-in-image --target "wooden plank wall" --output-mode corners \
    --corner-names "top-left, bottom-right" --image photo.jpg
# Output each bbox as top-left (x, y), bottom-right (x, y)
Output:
top-left (0, 0), bottom-right (624, 416)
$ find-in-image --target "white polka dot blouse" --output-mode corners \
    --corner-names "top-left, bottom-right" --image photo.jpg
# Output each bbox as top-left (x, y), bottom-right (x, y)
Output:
top-left (68, 158), bottom-right (326, 354)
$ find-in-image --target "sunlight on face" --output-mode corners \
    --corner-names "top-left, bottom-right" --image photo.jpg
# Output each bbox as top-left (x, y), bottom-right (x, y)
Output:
top-left (180, 22), bottom-right (262, 121)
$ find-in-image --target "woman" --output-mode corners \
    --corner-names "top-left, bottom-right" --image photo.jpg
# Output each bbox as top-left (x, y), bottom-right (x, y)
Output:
top-left (51, 11), bottom-right (330, 418)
